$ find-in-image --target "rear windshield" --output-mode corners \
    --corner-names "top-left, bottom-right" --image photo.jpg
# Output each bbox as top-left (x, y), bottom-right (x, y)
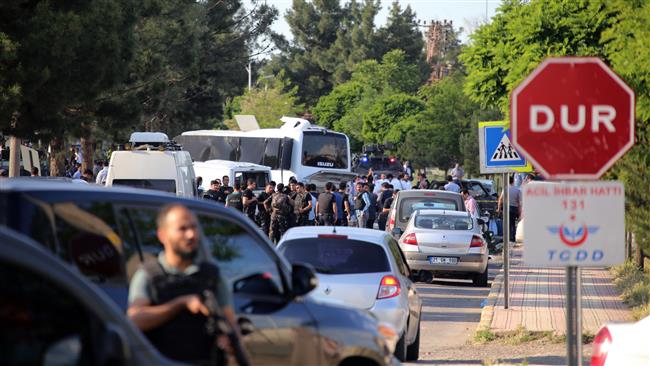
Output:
top-left (399, 197), bottom-right (460, 222)
top-left (279, 238), bottom-right (390, 274)
top-left (112, 179), bottom-right (176, 193)
top-left (415, 214), bottom-right (474, 230)
top-left (234, 171), bottom-right (268, 189)
top-left (357, 157), bottom-right (401, 171)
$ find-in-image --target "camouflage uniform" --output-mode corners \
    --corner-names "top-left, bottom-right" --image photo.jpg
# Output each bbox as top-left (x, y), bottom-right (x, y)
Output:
top-left (265, 192), bottom-right (293, 244)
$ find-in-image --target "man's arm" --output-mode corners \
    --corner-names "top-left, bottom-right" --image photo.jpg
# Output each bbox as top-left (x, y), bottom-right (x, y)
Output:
top-left (362, 192), bottom-right (371, 213)
top-left (332, 200), bottom-right (338, 221)
top-left (128, 295), bottom-right (208, 332)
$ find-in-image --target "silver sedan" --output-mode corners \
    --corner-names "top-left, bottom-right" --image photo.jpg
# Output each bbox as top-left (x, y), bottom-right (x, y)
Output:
top-left (395, 209), bottom-right (489, 287)
top-left (277, 226), bottom-right (423, 362)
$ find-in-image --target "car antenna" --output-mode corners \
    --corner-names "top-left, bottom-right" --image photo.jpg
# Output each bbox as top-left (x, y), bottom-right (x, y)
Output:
top-left (332, 226), bottom-right (337, 234)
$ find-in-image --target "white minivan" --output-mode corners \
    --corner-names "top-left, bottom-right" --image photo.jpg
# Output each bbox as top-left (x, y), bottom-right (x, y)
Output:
top-left (193, 159), bottom-right (271, 195)
top-left (105, 133), bottom-right (197, 198)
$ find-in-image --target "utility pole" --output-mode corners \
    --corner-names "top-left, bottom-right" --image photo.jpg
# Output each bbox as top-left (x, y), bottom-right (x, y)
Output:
top-left (8, 136), bottom-right (21, 177)
top-left (246, 62), bottom-right (252, 91)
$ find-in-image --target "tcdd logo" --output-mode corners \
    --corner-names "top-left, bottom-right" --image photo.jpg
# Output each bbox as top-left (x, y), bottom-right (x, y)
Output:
top-left (547, 224), bottom-right (599, 247)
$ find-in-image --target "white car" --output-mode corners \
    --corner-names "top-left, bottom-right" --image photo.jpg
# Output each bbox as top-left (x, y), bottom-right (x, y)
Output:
top-left (395, 209), bottom-right (489, 286)
top-left (591, 315), bottom-right (650, 366)
top-left (277, 226), bottom-right (423, 362)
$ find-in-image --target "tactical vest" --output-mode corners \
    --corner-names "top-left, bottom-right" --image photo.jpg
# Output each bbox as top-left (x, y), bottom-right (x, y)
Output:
top-left (354, 192), bottom-right (366, 211)
top-left (271, 192), bottom-right (291, 216)
top-left (142, 260), bottom-right (221, 363)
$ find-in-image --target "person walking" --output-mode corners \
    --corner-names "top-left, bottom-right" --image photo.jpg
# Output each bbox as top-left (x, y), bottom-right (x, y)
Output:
top-left (497, 176), bottom-right (521, 240)
top-left (265, 183), bottom-right (293, 244)
top-left (376, 183), bottom-right (393, 231)
top-left (444, 175), bottom-right (461, 193)
top-left (128, 204), bottom-right (240, 365)
top-left (315, 182), bottom-right (337, 226)
top-left (256, 183), bottom-right (274, 236)
top-left (225, 183), bottom-right (244, 212)
top-left (336, 182), bottom-right (351, 226)
top-left (242, 179), bottom-right (258, 223)
top-left (203, 179), bottom-right (226, 204)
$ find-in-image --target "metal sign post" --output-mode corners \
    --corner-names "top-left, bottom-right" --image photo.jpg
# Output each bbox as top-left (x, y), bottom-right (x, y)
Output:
top-left (566, 266), bottom-right (582, 366)
top-left (502, 173), bottom-right (510, 309)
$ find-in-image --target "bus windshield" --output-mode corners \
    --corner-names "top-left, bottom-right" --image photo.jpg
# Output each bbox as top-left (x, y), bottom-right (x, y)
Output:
top-left (301, 131), bottom-right (348, 169)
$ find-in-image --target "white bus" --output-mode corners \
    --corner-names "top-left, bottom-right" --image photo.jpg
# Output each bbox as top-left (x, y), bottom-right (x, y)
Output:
top-left (175, 117), bottom-right (355, 187)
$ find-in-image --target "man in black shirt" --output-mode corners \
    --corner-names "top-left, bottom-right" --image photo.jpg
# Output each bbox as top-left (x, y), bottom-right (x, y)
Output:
top-left (377, 184), bottom-right (394, 231)
top-left (225, 183), bottom-right (244, 212)
top-left (315, 182), bottom-right (338, 226)
top-left (242, 179), bottom-right (258, 222)
top-left (203, 179), bottom-right (226, 204)
top-left (256, 183), bottom-right (274, 236)
top-left (221, 175), bottom-right (233, 196)
top-left (337, 182), bottom-right (351, 226)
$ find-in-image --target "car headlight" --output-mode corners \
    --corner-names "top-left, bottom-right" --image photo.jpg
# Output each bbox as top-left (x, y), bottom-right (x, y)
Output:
top-left (377, 321), bottom-right (399, 354)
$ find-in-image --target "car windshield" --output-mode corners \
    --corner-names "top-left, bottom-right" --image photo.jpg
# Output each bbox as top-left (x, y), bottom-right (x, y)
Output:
top-left (357, 157), bottom-right (401, 171)
top-left (415, 214), bottom-right (473, 230)
top-left (112, 179), bottom-right (176, 193)
top-left (301, 131), bottom-right (349, 169)
top-left (399, 197), bottom-right (459, 222)
top-left (279, 238), bottom-right (390, 274)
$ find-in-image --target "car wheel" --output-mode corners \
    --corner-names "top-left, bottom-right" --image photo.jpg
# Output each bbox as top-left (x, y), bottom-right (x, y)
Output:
top-left (394, 332), bottom-right (407, 362)
top-left (406, 320), bottom-right (420, 361)
top-left (473, 266), bottom-right (489, 287)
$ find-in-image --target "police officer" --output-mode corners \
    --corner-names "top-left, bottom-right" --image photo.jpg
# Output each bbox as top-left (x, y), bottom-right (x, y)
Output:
top-left (128, 204), bottom-right (238, 364)
top-left (256, 183), bottom-right (274, 236)
top-left (315, 182), bottom-right (338, 226)
top-left (242, 179), bottom-right (258, 222)
top-left (203, 179), bottom-right (226, 203)
top-left (265, 183), bottom-right (294, 244)
top-left (293, 182), bottom-right (312, 227)
top-left (225, 183), bottom-right (244, 212)
top-left (221, 175), bottom-right (233, 196)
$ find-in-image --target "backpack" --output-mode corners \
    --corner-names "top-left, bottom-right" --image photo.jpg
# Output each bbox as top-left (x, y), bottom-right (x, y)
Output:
top-left (271, 193), bottom-right (292, 215)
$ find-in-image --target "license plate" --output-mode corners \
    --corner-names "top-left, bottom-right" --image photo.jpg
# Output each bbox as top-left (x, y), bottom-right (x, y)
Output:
top-left (428, 256), bottom-right (458, 264)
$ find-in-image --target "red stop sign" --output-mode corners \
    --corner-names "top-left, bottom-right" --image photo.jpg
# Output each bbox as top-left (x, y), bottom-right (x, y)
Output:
top-left (511, 57), bottom-right (635, 180)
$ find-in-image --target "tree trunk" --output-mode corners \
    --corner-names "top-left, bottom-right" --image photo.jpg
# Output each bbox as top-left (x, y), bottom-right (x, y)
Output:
top-left (49, 137), bottom-right (65, 177)
top-left (634, 233), bottom-right (645, 270)
top-left (8, 136), bottom-right (21, 177)
top-left (80, 136), bottom-right (93, 174)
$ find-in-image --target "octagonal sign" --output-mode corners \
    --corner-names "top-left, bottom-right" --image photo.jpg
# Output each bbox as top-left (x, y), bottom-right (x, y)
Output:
top-left (511, 57), bottom-right (635, 180)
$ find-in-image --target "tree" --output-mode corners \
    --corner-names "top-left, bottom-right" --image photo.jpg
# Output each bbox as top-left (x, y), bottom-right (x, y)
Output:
top-left (362, 93), bottom-right (424, 143)
top-left (226, 73), bottom-right (304, 129)
top-left (311, 82), bottom-right (364, 129)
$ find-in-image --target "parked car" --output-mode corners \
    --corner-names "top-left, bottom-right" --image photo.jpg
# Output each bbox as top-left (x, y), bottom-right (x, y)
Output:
top-left (393, 209), bottom-right (489, 287)
top-left (0, 225), bottom-right (179, 365)
top-left (591, 315), bottom-right (650, 366)
top-left (0, 179), bottom-right (395, 366)
top-left (428, 180), bottom-right (497, 217)
top-left (386, 189), bottom-right (466, 238)
top-left (277, 226), bottom-right (422, 362)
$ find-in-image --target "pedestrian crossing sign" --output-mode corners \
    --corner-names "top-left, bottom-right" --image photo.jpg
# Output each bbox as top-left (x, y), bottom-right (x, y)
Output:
top-left (479, 121), bottom-right (532, 174)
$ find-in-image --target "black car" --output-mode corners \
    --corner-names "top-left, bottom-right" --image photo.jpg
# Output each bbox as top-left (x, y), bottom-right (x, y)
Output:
top-left (428, 179), bottom-right (497, 217)
top-left (0, 179), bottom-right (394, 366)
top-left (353, 155), bottom-right (403, 177)
top-left (0, 226), bottom-right (179, 365)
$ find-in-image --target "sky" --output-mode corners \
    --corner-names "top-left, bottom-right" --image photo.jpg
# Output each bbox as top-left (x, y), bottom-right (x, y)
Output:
top-left (262, 0), bottom-right (504, 44)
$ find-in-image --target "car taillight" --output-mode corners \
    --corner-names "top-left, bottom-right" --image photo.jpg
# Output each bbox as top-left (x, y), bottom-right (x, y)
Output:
top-left (402, 233), bottom-right (418, 245)
top-left (590, 327), bottom-right (612, 366)
top-left (470, 235), bottom-right (485, 248)
top-left (377, 275), bottom-right (401, 299)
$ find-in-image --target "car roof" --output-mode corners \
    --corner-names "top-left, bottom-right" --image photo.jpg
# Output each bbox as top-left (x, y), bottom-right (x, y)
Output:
top-left (280, 226), bottom-right (390, 244)
top-left (414, 209), bottom-right (470, 217)
top-left (0, 177), bottom-right (179, 196)
top-left (396, 189), bottom-right (462, 198)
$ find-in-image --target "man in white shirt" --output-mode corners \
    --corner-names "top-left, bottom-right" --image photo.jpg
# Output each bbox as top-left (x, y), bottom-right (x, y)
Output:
top-left (387, 174), bottom-right (401, 192)
top-left (373, 173), bottom-right (387, 194)
top-left (95, 160), bottom-right (109, 185)
top-left (443, 175), bottom-right (461, 193)
top-left (399, 173), bottom-right (411, 191)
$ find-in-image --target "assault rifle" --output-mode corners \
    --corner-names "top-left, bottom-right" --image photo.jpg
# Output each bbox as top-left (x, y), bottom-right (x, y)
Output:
top-left (203, 289), bottom-right (250, 366)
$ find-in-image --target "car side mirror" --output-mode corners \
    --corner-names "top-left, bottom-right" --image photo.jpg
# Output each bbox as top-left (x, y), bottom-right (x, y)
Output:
top-left (234, 273), bottom-right (283, 297)
top-left (97, 324), bottom-right (130, 366)
top-left (391, 228), bottom-right (403, 237)
top-left (291, 263), bottom-right (318, 297)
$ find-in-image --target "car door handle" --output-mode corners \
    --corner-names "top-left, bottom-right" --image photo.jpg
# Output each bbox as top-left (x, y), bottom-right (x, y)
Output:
top-left (238, 317), bottom-right (255, 336)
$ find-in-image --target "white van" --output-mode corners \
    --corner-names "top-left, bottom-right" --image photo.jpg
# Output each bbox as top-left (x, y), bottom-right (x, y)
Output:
top-left (105, 133), bottom-right (197, 198)
top-left (193, 159), bottom-right (271, 195)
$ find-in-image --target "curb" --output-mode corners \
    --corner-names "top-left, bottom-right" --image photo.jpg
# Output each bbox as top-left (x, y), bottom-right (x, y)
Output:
top-left (478, 270), bottom-right (504, 331)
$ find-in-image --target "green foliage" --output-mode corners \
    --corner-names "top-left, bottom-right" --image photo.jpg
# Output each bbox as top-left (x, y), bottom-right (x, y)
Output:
top-left (226, 73), bottom-right (304, 129)
top-left (312, 82), bottom-right (365, 129)
top-left (612, 262), bottom-right (650, 320)
top-left (362, 93), bottom-right (424, 143)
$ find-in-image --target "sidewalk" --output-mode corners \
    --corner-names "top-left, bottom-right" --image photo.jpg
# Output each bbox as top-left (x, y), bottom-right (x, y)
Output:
top-left (480, 244), bottom-right (631, 335)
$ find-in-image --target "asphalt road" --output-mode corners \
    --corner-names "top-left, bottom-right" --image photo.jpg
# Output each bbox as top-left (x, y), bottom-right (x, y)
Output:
top-left (404, 257), bottom-right (502, 365)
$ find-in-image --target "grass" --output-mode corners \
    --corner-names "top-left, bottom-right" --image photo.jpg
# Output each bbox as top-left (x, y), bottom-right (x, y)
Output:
top-left (474, 325), bottom-right (593, 345)
top-left (611, 261), bottom-right (650, 320)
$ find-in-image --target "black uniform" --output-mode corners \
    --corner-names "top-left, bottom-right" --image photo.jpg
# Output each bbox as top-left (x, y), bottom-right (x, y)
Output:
top-left (317, 192), bottom-right (336, 226)
top-left (366, 192), bottom-right (378, 229)
top-left (242, 188), bottom-right (257, 222)
top-left (203, 189), bottom-right (226, 204)
top-left (256, 191), bottom-right (272, 236)
top-left (377, 189), bottom-right (393, 231)
top-left (226, 191), bottom-right (243, 212)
